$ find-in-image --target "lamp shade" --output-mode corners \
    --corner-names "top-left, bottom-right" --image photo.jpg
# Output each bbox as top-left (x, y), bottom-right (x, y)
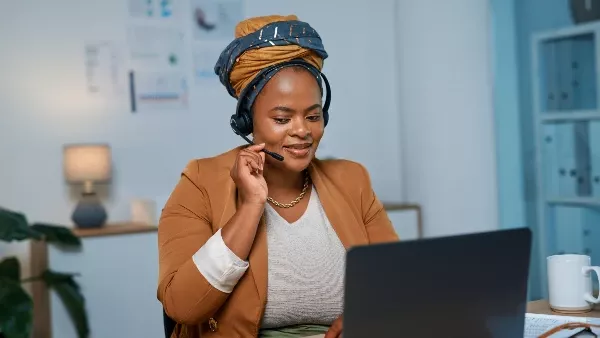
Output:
top-left (63, 144), bottom-right (111, 183)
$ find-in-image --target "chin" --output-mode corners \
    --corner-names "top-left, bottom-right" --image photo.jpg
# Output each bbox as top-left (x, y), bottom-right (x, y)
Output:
top-left (284, 160), bottom-right (311, 173)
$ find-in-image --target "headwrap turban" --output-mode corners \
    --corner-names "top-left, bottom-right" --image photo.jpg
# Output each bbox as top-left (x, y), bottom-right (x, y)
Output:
top-left (214, 15), bottom-right (329, 104)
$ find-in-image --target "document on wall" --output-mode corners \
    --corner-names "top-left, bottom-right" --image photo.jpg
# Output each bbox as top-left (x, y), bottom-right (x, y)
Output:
top-left (127, 25), bottom-right (185, 71)
top-left (524, 313), bottom-right (600, 338)
top-left (84, 41), bottom-right (124, 97)
top-left (128, 0), bottom-right (180, 19)
top-left (190, 0), bottom-right (243, 42)
top-left (129, 71), bottom-right (189, 113)
top-left (192, 42), bottom-right (225, 82)
top-left (190, 0), bottom-right (243, 84)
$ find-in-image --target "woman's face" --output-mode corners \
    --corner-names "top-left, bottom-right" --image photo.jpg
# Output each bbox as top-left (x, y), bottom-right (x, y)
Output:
top-left (251, 67), bottom-right (325, 173)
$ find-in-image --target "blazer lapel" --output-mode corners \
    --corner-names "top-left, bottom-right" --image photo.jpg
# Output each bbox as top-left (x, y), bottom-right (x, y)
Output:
top-left (309, 162), bottom-right (369, 249)
top-left (247, 214), bottom-right (268, 306)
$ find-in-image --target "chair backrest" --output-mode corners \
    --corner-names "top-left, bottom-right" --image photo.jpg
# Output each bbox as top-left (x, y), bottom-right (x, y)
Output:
top-left (163, 309), bottom-right (177, 338)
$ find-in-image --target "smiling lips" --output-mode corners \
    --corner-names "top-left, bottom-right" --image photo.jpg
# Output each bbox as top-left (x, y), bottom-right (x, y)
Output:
top-left (283, 143), bottom-right (312, 157)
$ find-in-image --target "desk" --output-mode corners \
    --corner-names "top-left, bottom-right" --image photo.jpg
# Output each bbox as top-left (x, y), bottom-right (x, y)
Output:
top-left (528, 299), bottom-right (600, 318)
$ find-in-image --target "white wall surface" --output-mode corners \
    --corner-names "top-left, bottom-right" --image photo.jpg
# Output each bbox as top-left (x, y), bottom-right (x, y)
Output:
top-left (395, 0), bottom-right (499, 237)
top-left (0, 0), bottom-right (402, 273)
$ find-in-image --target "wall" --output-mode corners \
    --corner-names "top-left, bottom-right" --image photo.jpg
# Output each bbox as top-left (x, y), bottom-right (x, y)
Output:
top-left (514, 0), bottom-right (575, 299)
top-left (396, 0), bottom-right (499, 238)
top-left (489, 0), bottom-right (532, 299)
top-left (490, 0), bottom-right (526, 231)
top-left (0, 0), bottom-right (402, 280)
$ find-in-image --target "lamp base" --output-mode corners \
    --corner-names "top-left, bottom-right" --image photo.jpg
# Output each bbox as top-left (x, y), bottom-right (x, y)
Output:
top-left (72, 192), bottom-right (107, 229)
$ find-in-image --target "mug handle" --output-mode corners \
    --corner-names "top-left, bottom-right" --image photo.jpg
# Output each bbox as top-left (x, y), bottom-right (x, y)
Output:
top-left (582, 266), bottom-right (600, 304)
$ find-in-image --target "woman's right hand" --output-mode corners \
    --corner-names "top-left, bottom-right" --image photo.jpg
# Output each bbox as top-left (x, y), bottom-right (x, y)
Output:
top-left (230, 143), bottom-right (268, 206)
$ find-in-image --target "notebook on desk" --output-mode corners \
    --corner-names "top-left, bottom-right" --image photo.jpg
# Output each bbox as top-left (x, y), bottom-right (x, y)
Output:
top-left (525, 313), bottom-right (600, 337)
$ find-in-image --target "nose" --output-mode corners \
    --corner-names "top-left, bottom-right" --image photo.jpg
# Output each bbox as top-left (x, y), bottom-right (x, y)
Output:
top-left (289, 117), bottom-right (311, 139)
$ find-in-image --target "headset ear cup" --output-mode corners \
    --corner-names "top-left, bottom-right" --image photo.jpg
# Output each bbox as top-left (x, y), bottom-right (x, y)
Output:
top-left (230, 114), bottom-right (241, 135)
top-left (323, 111), bottom-right (329, 127)
top-left (242, 112), bottom-right (253, 136)
top-left (232, 109), bottom-right (252, 136)
top-left (242, 110), bottom-right (253, 136)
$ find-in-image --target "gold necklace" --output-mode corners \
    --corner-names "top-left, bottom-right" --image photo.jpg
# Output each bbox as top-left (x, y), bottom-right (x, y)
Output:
top-left (267, 171), bottom-right (310, 208)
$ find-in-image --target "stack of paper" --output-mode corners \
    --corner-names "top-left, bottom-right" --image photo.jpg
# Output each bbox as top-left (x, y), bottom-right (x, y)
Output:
top-left (525, 313), bottom-right (600, 338)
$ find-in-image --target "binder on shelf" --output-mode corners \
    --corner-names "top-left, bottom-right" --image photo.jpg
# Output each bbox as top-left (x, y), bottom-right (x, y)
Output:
top-left (590, 121), bottom-right (600, 198)
top-left (556, 38), bottom-right (573, 111)
top-left (556, 123), bottom-right (578, 197)
top-left (574, 121), bottom-right (592, 197)
top-left (542, 124), bottom-right (560, 197)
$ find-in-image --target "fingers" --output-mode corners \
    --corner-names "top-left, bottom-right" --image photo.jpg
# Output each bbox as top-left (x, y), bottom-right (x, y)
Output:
top-left (324, 316), bottom-right (343, 338)
top-left (246, 157), bottom-right (261, 174)
top-left (239, 149), bottom-right (263, 174)
top-left (324, 328), bottom-right (342, 338)
top-left (232, 143), bottom-right (267, 177)
top-left (245, 143), bottom-right (265, 152)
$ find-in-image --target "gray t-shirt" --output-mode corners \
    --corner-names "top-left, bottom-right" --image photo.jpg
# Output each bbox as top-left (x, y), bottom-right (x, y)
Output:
top-left (260, 186), bottom-right (346, 329)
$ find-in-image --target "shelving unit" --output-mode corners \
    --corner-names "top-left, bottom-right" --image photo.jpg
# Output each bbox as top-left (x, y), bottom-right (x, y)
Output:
top-left (532, 21), bottom-right (600, 298)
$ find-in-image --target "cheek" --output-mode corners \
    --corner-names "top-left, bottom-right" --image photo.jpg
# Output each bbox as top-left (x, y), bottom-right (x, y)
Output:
top-left (253, 121), bottom-right (288, 144)
top-left (310, 124), bottom-right (325, 142)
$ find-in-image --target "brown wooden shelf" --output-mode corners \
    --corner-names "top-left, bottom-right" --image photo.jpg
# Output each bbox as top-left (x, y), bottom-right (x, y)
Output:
top-left (383, 203), bottom-right (420, 211)
top-left (72, 222), bottom-right (157, 238)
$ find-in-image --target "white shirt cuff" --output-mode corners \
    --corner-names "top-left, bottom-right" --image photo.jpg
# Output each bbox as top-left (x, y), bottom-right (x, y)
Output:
top-left (192, 229), bottom-right (249, 293)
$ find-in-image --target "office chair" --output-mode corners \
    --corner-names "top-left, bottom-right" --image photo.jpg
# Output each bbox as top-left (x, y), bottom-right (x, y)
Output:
top-left (163, 308), bottom-right (176, 338)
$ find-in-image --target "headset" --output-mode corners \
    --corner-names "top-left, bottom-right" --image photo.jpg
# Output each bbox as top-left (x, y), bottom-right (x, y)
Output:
top-left (229, 59), bottom-right (331, 161)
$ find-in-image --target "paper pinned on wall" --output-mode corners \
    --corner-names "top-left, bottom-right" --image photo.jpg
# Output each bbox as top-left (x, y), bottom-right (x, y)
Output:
top-left (127, 25), bottom-right (185, 71)
top-left (192, 42), bottom-right (225, 82)
top-left (128, 0), bottom-right (154, 18)
top-left (190, 0), bottom-right (243, 84)
top-left (128, 0), bottom-right (179, 19)
top-left (130, 71), bottom-right (189, 113)
top-left (190, 0), bottom-right (243, 42)
top-left (84, 41), bottom-right (123, 96)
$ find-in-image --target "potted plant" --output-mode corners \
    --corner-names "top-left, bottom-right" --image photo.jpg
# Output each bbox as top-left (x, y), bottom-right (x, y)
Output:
top-left (0, 207), bottom-right (89, 338)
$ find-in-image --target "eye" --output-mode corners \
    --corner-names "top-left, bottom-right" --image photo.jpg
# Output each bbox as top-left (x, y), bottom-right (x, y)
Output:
top-left (307, 115), bottom-right (321, 122)
top-left (273, 118), bottom-right (290, 124)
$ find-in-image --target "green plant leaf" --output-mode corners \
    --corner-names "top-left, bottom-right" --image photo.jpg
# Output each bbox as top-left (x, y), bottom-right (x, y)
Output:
top-left (0, 208), bottom-right (42, 242)
top-left (30, 223), bottom-right (81, 247)
top-left (0, 258), bottom-right (20, 282)
top-left (0, 277), bottom-right (33, 338)
top-left (42, 270), bottom-right (89, 338)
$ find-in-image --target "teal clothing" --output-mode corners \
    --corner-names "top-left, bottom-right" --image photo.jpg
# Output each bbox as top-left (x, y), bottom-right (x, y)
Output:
top-left (259, 324), bottom-right (330, 337)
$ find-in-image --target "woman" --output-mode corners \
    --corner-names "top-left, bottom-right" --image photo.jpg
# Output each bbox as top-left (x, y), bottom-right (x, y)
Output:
top-left (157, 15), bottom-right (399, 338)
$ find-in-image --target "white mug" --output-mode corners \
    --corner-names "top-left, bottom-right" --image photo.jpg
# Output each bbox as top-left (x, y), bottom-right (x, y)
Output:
top-left (547, 254), bottom-right (600, 313)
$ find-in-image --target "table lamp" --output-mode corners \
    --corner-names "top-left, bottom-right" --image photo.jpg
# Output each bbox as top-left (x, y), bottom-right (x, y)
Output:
top-left (63, 144), bottom-right (111, 228)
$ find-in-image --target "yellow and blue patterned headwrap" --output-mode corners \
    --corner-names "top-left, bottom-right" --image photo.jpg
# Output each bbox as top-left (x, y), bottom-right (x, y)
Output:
top-left (214, 15), bottom-right (329, 105)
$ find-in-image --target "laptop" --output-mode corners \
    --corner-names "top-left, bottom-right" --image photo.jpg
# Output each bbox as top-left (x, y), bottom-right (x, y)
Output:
top-left (342, 228), bottom-right (532, 338)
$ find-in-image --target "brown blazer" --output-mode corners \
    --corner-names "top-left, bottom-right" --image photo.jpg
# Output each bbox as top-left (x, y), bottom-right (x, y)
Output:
top-left (157, 146), bottom-right (399, 338)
